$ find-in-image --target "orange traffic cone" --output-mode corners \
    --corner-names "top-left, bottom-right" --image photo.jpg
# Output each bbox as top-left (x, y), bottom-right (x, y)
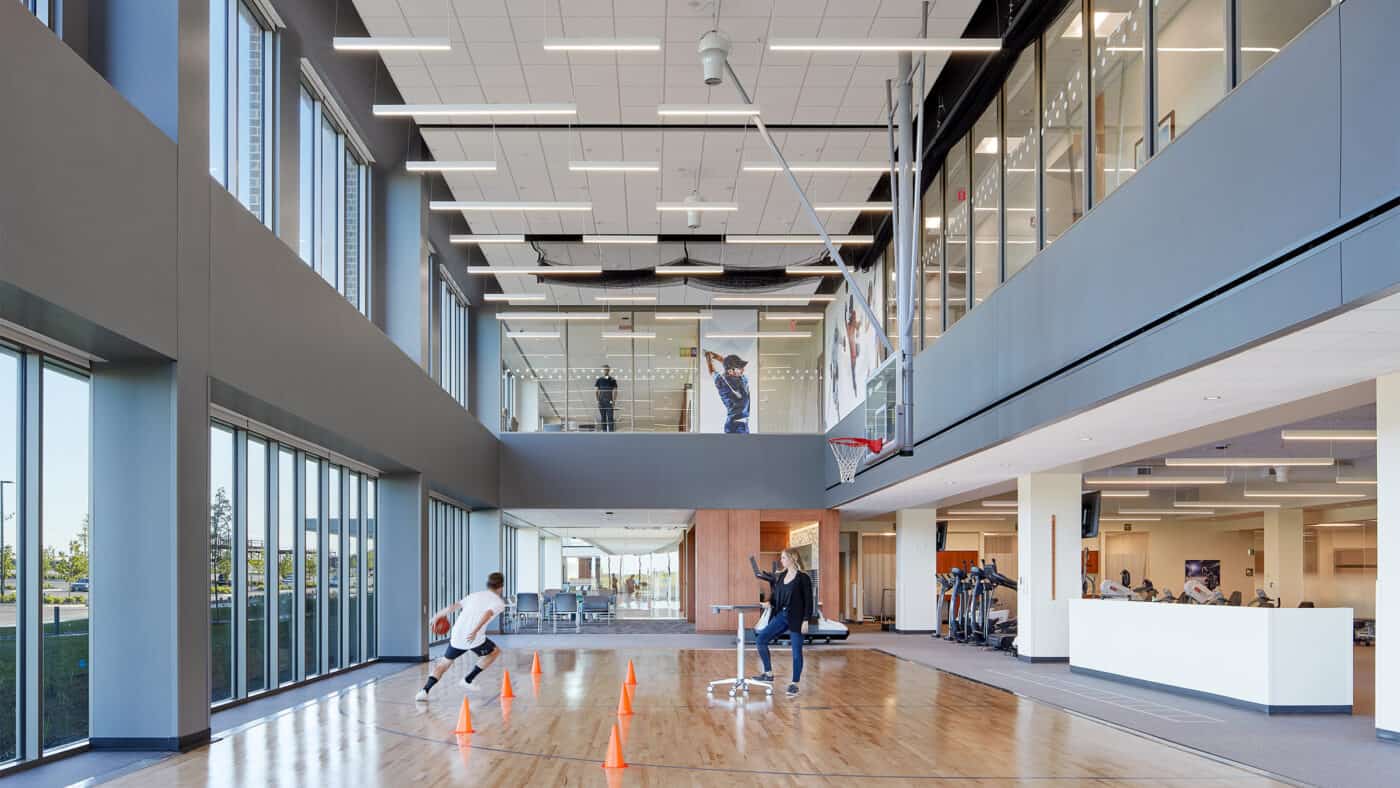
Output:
top-left (531, 651), bottom-right (543, 675)
top-left (624, 682), bottom-right (634, 703)
top-left (616, 681), bottom-right (634, 716)
top-left (625, 659), bottom-right (638, 686)
top-left (501, 670), bottom-right (515, 699)
top-left (601, 722), bottom-right (628, 769)
top-left (454, 696), bottom-right (475, 734)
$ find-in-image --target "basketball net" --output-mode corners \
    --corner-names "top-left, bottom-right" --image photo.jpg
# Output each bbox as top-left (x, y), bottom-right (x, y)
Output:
top-left (828, 438), bottom-right (883, 484)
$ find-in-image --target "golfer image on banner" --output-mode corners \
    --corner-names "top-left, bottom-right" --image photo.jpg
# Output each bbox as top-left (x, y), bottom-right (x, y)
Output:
top-left (704, 350), bottom-right (751, 434)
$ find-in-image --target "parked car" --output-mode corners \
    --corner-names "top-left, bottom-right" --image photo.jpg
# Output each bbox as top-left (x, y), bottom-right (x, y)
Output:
top-left (70, 578), bottom-right (90, 593)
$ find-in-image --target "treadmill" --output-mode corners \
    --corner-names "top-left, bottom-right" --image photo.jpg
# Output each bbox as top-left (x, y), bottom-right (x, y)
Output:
top-left (742, 556), bottom-right (850, 644)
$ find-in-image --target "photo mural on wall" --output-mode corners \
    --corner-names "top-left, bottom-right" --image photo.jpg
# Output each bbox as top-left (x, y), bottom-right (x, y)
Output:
top-left (699, 309), bottom-right (758, 433)
top-left (823, 263), bottom-right (884, 430)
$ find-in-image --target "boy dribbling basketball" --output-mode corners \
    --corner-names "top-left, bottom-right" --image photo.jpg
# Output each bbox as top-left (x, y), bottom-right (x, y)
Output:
top-left (415, 571), bottom-right (506, 702)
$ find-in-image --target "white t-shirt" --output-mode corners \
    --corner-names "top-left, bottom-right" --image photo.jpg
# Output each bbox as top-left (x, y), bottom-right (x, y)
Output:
top-left (451, 590), bottom-right (505, 650)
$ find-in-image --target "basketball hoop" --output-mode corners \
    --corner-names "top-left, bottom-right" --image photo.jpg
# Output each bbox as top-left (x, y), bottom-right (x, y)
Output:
top-left (828, 437), bottom-right (883, 484)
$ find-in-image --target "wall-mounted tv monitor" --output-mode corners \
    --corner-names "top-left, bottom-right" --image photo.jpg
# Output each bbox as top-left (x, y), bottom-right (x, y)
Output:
top-left (1081, 491), bottom-right (1102, 539)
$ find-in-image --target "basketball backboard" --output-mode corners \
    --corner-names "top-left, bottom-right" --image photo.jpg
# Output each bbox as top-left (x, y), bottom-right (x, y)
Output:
top-left (865, 354), bottom-right (898, 446)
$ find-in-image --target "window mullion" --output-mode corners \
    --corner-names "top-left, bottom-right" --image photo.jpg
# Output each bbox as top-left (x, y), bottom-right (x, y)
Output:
top-left (19, 352), bottom-right (42, 761)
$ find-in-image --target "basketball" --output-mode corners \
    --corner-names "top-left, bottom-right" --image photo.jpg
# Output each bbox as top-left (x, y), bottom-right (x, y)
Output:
top-left (432, 616), bottom-right (450, 636)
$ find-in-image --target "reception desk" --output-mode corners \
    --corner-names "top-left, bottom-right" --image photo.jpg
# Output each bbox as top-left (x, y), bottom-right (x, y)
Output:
top-left (1068, 599), bottom-right (1353, 713)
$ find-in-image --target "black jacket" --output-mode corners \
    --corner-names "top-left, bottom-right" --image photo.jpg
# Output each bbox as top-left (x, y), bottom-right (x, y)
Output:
top-left (772, 571), bottom-right (813, 635)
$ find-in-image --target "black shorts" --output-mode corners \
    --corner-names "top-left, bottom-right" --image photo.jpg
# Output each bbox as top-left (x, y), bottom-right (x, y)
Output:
top-left (443, 638), bottom-right (497, 660)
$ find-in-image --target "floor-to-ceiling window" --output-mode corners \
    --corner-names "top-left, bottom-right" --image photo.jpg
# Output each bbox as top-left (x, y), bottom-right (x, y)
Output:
top-left (1237, 0), bottom-right (1333, 80)
top-left (1154, 0), bottom-right (1228, 148)
top-left (209, 0), bottom-right (276, 226)
top-left (1093, 0), bottom-right (1146, 200)
top-left (1002, 45), bottom-right (1039, 278)
top-left (943, 138), bottom-right (970, 329)
top-left (970, 100), bottom-right (1002, 306)
top-left (365, 479), bottom-right (376, 660)
top-left (299, 77), bottom-right (371, 316)
top-left (437, 264), bottom-right (469, 409)
top-left (1043, 2), bottom-right (1088, 246)
top-left (209, 417), bottom-right (378, 706)
top-left (921, 168), bottom-right (944, 344)
top-left (209, 425), bottom-right (236, 704)
top-left (428, 498), bottom-right (470, 642)
top-left (0, 341), bottom-right (94, 764)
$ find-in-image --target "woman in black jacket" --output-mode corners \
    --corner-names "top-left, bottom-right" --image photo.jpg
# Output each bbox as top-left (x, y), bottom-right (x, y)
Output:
top-left (752, 547), bottom-right (812, 696)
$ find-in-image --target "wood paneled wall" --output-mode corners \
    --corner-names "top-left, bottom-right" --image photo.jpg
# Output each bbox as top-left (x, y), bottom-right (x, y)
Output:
top-left (694, 508), bottom-right (840, 632)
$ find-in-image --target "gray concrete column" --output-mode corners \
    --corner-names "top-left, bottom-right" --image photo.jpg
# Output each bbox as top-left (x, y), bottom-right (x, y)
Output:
top-left (1376, 373), bottom-right (1400, 740)
top-left (1016, 472), bottom-right (1082, 661)
top-left (377, 473), bottom-right (427, 660)
top-left (1262, 508), bottom-right (1305, 607)
top-left (895, 509), bottom-right (939, 632)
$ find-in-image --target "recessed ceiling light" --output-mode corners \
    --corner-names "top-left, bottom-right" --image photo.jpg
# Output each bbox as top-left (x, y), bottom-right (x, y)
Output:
top-left (1203, 395), bottom-right (1222, 401)
top-left (1173, 501), bottom-right (1281, 509)
top-left (981, 500), bottom-right (1018, 508)
top-left (1100, 517), bottom-right (1161, 522)
top-left (1098, 490), bottom-right (1150, 498)
top-left (1117, 509), bottom-right (1212, 516)
top-left (333, 36), bottom-right (451, 52)
top-left (1310, 522), bottom-right (1366, 528)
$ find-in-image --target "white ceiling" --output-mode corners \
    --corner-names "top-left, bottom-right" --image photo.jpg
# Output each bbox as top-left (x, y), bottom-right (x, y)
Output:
top-left (348, 0), bottom-right (982, 304)
top-left (839, 291), bottom-right (1400, 517)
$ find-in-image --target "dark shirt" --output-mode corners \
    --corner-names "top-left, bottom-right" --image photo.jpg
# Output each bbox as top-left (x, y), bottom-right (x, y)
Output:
top-left (773, 571), bottom-right (812, 634)
top-left (712, 372), bottom-right (749, 422)
top-left (595, 376), bottom-right (618, 404)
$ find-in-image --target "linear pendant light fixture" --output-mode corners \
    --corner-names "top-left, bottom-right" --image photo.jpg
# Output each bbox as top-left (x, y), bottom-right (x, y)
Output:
top-left (785, 265), bottom-right (844, 275)
top-left (656, 265), bottom-right (724, 275)
top-left (743, 162), bottom-right (890, 173)
top-left (762, 312), bottom-right (824, 321)
top-left (372, 103), bottom-right (577, 117)
top-left (484, 293), bottom-right (546, 302)
top-left (594, 295), bottom-right (657, 303)
top-left (729, 235), bottom-right (874, 245)
top-left (449, 234), bottom-right (527, 244)
top-left (657, 104), bottom-right (760, 117)
top-left (706, 331), bottom-right (812, 339)
top-left (1164, 456), bottom-right (1335, 467)
top-left (333, 36), bottom-right (451, 52)
top-left (495, 312), bottom-right (611, 321)
top-left (505, 330), bottom-right (561, 339)
top-left (1084, 474), bottom-right (1228, 486)
top-left (431, 201), bottom-right (593, 212)
top-left (713, 295), bottom-right (836, 304)
top-left (568, 161), bottom-right (660, 173)
top-left (1117, 509), bottom-right (1214, 516)
top-left (468, 266), bottom-right (602, 274)
top-left (543, 37), bottom-right (661, 51)
top-left (1281, 429), bottom-right (1377, 441)
top-left (768, 38), bottom-right (1001, 52)
top-left (655, 312), bottom-right (713, 320)
top-left (814, 202), bottom-right (893, 212)
top-left (656, 201), bottom-right (738, 212)
top-left (406, 160), bottom-right (496, 172)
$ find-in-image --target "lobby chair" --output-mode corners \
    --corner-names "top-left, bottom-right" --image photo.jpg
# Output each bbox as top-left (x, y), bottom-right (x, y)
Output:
top-left (552, 593), bottom-right (581, 633)
top-left (516, 592), bottom-right (543, 633)
top-left (582, 593), bottom-right (612, 623)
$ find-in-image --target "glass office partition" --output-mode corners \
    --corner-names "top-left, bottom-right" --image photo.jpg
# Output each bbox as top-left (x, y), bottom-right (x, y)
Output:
top-left (1154, 0), bottom-right (1227, 147)
top-left (921, 169), bottom-right (944, 343)
top-left (944, 138), bottom-right (970, 329)
top-left (1003, 46), bottom-right (1040, 277)
top-left (1237, 0), bottom-right (1331, 80)
top-left (970, 101), bottom-right (1002, 305)
top-left (1093, 0), bottom-right (1146, 199)
top-left (1043, 3), bottom-right (1088, 245)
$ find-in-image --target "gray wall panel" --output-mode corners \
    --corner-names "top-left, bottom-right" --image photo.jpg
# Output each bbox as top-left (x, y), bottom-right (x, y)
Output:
top-left (1341, 210), bottom-right (1400, 304)
top-left (1340, 0), bottom-right (1400, 218)
top-left (500, 434), bottom-right (828, 509)
top-left (0, 4), bottom-right (178, 359)
top-left (207, 190), bottom-right (498, 507)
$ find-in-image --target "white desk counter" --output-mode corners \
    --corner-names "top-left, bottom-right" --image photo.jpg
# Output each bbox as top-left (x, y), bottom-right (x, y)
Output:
top-left (1068, 599), bottom-right (1353, 713)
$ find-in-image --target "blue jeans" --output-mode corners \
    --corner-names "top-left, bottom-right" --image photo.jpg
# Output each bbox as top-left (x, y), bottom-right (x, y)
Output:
top-left (755, 610), bottom-right (803, 682)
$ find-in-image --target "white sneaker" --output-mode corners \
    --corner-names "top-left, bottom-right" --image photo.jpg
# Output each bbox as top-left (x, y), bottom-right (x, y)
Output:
top-left (414, 689), bottom-right (429, 703)
top-left (462, 678), bottom-right (481, 691)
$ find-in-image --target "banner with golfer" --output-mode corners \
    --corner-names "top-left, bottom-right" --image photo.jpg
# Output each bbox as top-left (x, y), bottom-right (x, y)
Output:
top-left (699, 309), bottom-right (758, 433)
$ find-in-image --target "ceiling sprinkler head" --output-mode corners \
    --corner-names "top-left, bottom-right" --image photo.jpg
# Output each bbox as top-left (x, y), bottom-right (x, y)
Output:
top-left (698, 30), bottom-right (732, 86)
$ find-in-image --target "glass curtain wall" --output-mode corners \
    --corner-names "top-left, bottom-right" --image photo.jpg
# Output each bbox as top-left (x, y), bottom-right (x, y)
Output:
top-left (500, 312), bottom-right (820, 432)
top-left (209, 0), bottom-right (275, 226)
top-left (210, 421), bottom-right (377, 706)
top-left (595, 549), bottom-right (682, 619)
top-left (298, 84), bottom-right (371, 316)
top-left (1043, 3), bottom-right (1088, 246)
top-left (914, 0), bottom-right (1332, 302)
top-left (0, 343), bottom-right (93, 763)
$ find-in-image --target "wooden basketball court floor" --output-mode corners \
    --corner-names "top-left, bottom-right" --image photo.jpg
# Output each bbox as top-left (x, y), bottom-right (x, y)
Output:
top-left (111, 649), bottom-right (1284, 786)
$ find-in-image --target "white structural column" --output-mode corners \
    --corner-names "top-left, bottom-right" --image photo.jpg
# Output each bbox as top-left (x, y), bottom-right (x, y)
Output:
top-left (895, 508), bottom-right (940, 631)
top-left (1016, 473), bottom-right (1083, 660)
top-left (1262, 509), bottom-right (1305, 607)
top-left (1377, 374), bottom-right (1400, 740)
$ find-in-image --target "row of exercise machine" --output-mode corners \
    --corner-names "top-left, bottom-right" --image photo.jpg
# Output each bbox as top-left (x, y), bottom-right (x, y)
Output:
top-left (933, 560), bottom-right (1018, 651)
top-left (933, 564), bottom-right (1281, 656)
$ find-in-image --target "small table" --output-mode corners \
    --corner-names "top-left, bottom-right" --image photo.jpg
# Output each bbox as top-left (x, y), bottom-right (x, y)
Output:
top-left (707, 604), bottom-right (772, 698)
